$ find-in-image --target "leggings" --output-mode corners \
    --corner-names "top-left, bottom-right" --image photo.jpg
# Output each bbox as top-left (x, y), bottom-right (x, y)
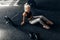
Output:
top-left (29, 15), bottom-right (51, 26)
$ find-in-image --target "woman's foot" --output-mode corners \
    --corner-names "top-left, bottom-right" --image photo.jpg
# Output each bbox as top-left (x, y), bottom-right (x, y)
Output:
top-left (43, 25), bottom-right (50, 29)
top-left (46, 21), bottom-right (53, 25)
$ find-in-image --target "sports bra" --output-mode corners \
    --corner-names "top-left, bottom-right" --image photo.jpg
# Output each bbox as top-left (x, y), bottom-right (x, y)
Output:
top-left (25, 11), bottom-right (32, 18)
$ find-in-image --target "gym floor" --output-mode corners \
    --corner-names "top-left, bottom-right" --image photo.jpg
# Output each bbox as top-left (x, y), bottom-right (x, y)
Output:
top-left (0, 4), bottom-right (60, 40)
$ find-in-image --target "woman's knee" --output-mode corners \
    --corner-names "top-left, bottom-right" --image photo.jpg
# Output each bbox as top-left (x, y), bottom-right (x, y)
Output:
top-left (29, 18), bottom-right (40, 24)
top-left (39, 15), bottom-right (44, 18)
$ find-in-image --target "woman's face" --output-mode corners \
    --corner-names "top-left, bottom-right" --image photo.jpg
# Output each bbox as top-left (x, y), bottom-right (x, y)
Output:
top-left (25, 7), bottom-right (30, 12)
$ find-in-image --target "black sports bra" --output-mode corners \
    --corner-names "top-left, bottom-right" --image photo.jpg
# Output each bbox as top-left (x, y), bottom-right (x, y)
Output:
top-left (25, 11), bottom-right (32, 18)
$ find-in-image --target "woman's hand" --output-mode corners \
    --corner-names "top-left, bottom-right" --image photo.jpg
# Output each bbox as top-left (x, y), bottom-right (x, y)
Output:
top-left (21, 21), bottom-right (25, 26)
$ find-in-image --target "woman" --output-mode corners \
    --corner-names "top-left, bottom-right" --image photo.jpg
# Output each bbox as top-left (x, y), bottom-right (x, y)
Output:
top-left (21, 3), bottom-right (53, 29)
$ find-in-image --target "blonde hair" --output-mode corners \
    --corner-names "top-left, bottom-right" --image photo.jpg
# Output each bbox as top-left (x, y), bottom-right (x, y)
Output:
top-left (24, 3), bottom-right (31, 11)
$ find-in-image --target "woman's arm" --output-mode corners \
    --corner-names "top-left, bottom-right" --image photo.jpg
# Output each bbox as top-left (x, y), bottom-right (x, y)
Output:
top-left (22, 13), bottom-right (25, 22)
top-left (21, 12), bottom-right (26, 25)
top-left (28, 16), bottom-right (32, 20)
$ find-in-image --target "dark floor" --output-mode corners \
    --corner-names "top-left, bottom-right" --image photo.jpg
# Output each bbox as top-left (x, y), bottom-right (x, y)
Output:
top-left (0, 6), bottom-right (31, 40)
top-left (0, 6), bottom-right (60, 40)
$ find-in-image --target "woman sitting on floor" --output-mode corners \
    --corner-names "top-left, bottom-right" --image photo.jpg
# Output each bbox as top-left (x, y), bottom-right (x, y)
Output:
top-left (21, 3), bottom-right (53, 29)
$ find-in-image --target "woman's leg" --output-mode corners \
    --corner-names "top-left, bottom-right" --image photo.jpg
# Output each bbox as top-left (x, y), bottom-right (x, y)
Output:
top-left (40, 15), bottom-right (53, 25)
top-left (29, 17), bottom-right (50, 29)
top-left (30, 15), bottom-right (44, 24)
top-left (39, 19), bottom-right (50, 29)
top-left (29, 18), bottom-right (40, 24)
top-left (33, 15), bottom-right (53, 25)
